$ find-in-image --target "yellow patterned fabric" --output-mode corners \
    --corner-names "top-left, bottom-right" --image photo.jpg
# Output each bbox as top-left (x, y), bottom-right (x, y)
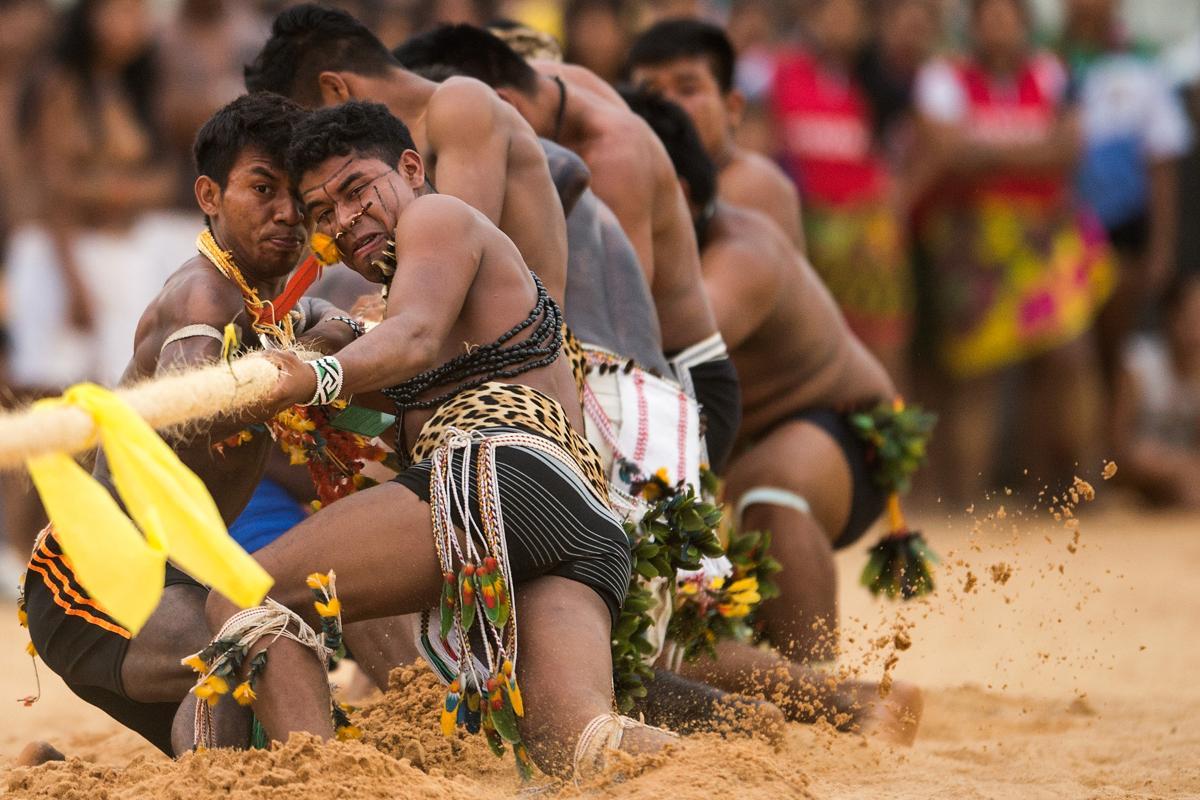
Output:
top-left (919, 196), bottom-right (1115, 378)
top-left (25, 384), bottom-right (272, 633)
top-left (804, 200), bottom-right (913, 350)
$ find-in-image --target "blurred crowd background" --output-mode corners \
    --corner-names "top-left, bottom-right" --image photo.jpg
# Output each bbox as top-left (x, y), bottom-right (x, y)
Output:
top-left (0, 0), bottom-right (1197, 569)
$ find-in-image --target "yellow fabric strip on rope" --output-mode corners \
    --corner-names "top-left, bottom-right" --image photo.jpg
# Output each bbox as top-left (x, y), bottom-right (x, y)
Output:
top-left (25, 383), bottom-right (273, 634)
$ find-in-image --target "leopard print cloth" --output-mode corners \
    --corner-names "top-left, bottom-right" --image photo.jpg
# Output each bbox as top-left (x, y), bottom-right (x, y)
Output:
top-left (562, 323), bottom-right (588, 410)
top-left (409, 381), bottom-right (610, 506)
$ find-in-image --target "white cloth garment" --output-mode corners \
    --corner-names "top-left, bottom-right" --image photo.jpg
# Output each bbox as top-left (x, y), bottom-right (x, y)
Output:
top-left (5, 211), bottom-right (201, 388)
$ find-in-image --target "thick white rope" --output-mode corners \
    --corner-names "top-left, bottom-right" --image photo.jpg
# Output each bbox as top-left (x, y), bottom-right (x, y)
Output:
top-left (0, 349), bottom-right (320, 470)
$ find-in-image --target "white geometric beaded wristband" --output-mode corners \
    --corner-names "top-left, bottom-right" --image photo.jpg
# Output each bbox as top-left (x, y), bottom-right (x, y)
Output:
top-left (304, 356), bottom-right (344, 406)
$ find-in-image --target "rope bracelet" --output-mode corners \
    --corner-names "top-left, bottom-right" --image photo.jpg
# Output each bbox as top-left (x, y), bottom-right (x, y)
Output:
top-left (303, 356), bottom-right (345, 406)
top-left (328, 315), bottom-right (366, 339)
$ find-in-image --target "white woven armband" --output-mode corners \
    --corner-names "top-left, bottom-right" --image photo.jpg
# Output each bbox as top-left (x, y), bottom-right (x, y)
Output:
top-left (304, 356), bottom-right (344, 406)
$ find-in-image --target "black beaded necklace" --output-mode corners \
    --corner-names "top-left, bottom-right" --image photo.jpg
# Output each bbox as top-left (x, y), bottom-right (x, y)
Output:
top-left (381, 273), bottom-right (563, 450)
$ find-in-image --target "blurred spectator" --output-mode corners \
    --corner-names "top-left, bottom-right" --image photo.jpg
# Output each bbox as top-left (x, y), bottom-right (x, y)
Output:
top-left (160, 0), bottom-right (268, 208)
top-left (500, 0), bottom-right (564, 44)
top-left (909, 0), bottom-right (1113, 500)
top-left (0, 0), bottom-right (54, 586)
top-left (1059, 0), bottom-right (1192, 394)
top-left (7, 0), bottom-right (176, 390)
top-left (857, 0), bottom-right (942, 158)
top-left (1161, 29), bottom-right (1200, 311)
top-left (562, 0), bottom-right (632, 85)
top-left (726, 0), bottom-right (781, 100)
top-left (725, 0), bottom-right (789, 158)
top-left (0, 0), bottom-right (54, 385)
top-left (769, 0), bottom-right (913, 384)
top-left (410, 0), bottom-right (498, 31)
top-left (628, 17), bottom-right (805, 250)
top-left (639, 0), bottom-right (717, 28)
top-left (1112, 273), bottom-right (1200, 508)
top-left (326, 0), bottom-right (417, 48)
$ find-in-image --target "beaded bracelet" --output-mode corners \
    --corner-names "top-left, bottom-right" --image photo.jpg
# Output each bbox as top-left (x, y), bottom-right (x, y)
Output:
top-left (329, 315), bottom-right (366, 339)
top-left (304, 356), bottom-right (344, 406)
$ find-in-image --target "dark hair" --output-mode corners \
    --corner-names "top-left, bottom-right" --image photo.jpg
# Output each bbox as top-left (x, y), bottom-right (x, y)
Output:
top-left (244, 4), bottom-right (397, 106)
top-left (286, 100), bottom-right (418, 184)
top-left (393, 23), bottom-right (539, 94)
top-left (24, 0), bottom-right (161, 146)
top-left (193, 92), bottom-right (305, 188)
top-left (621, 87), bottom-right (716, 211)
top-left (627, 18), bottom-right (736, 94)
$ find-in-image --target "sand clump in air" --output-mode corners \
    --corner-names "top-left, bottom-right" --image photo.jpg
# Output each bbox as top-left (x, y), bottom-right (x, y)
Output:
top-left (989, 562), bottom-right (1013, 585)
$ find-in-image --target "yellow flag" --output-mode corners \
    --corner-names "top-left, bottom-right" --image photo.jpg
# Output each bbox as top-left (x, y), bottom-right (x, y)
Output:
top-left (27, 451), bottom-right (166, 633)
top-left (25, 384), bottom-right (273, 634)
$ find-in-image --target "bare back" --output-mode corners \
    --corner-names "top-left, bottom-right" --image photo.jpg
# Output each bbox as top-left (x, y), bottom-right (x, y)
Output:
top-left (533, 65), bottom-right (718, 352)
top-left (701, 205), bottom-right (893, 443)
top-left (391, 75), bottom-right (569, 302)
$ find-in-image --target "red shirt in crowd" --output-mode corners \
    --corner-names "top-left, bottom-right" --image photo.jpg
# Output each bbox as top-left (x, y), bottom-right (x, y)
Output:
top-left (770, 49), bottom-right (889, 206)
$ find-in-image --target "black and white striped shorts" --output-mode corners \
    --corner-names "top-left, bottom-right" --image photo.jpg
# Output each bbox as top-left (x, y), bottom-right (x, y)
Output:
top-left (393, 427), bottom-right (631, 623)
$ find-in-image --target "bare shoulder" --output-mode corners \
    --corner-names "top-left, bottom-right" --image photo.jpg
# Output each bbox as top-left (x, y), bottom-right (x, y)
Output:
top-left (725, 150), bottom-right (798, 204)
top-left (613, 112), bottom-right (679, 194)
top-left (427, 76), bottom-right (505, 130)
top-left (707, 206), bottom-right (786, 283)
top-left (397, 194), bottom-right (481, 243)
top-left (134, 256), bottom-right (244, 349)
top-left (586, 114), bottom-right (661, 196)
top-left (154, 257), bottom-right (245, 328)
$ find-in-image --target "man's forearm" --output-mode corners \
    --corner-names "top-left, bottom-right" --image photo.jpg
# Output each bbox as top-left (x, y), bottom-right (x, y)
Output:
top-left (297, 298), bottom-right (361, 355)
top-left (333, 315), bottom-right (442, 397)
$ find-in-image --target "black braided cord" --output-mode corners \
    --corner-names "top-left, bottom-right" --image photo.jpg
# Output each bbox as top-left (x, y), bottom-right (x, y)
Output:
top-left (381, 273), bottom-right (563, 417)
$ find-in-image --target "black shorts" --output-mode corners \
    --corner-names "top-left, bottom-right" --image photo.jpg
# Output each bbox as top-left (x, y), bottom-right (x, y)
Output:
top-left (793, 409), bottom-right (887, 550)
top-left (685, 357), bottom-right (741, 473)
top-left (23, 530), bottom-right (201, 756)
top-left (393, 427), bottom-right (632, 623)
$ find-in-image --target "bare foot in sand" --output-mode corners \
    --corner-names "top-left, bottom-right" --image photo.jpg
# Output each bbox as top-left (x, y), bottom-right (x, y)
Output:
top-left (854, 681), bottom-right (924, 746)
top-left (637, 669), bottom-right (785, 740)
top-left (14, 741), bottom-right (65, 767)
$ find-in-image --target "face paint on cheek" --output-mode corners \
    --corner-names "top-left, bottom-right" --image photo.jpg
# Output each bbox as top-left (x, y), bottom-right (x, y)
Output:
top-left (369, 184), bottom-right (398, 279)
top-left (372, 184), bottom-right (396, 230)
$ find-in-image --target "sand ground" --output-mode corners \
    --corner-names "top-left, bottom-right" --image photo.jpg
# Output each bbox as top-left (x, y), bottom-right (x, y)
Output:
top-left (1, 488), bottom-right (1198, 798)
